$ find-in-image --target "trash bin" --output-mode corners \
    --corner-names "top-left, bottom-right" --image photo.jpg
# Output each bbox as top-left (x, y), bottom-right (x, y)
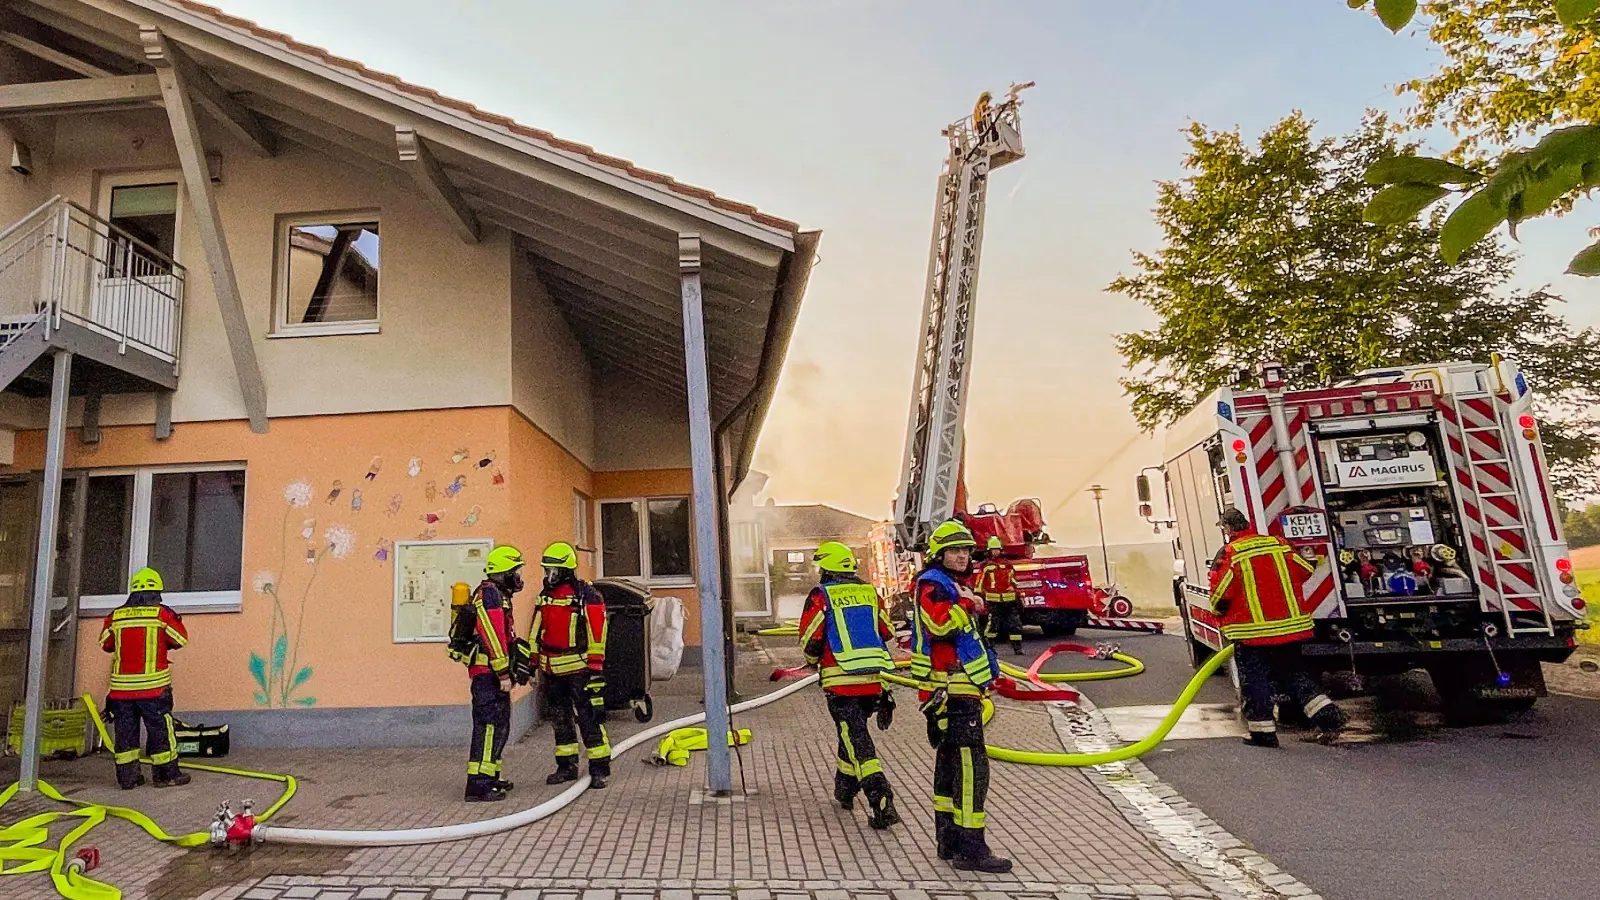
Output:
top-left (594, 578), bottom-right (655, 722)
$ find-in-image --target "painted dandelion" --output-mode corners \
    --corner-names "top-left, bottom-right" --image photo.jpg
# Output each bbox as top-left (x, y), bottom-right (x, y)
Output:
top-left (325, 524), bottom-right (357, 560)
top-left (284, 480), bottom-right (313, 508)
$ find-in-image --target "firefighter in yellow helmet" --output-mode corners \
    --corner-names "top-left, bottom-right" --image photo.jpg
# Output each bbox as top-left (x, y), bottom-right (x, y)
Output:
top-left (910, 520), bottom-right (1010, 873)
top-left (100, 567), bottom-right (190, 789)
top-left (531, 541), bottom-right (612, 788)
top-left (978, 536), bottom-right (1024, 656)
top-left (798, 541), bottom-right (901, 829)
top-left (972, 90), bottom-right (993, 139)
top-left (454, 545), bottom-right (525, 802)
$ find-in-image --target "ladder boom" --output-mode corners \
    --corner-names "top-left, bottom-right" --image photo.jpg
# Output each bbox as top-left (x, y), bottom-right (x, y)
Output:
top-left (893, 83), bottom-right (1032, 551)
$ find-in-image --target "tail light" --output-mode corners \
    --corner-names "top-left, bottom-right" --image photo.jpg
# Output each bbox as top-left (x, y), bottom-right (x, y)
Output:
top-left (1231, 439), bottom-right (1247, 463)
top-left (1573, 596), bottom-right (1587, 610)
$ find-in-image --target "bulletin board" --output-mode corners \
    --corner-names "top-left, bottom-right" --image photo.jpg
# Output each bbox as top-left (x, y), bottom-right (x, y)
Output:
top-left (393, 538), bottom-right (493, 643)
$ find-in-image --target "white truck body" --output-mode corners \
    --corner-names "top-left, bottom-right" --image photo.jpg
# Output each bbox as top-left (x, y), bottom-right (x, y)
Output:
top-left (1151, 358), bottom-right (1583, 708)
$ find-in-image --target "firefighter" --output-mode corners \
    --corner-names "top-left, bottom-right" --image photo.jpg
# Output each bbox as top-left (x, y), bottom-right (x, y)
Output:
top-left (798, 541), bottom-right (901, 830)
top-left (531, 541), bottom-right (612, 789)
top-left (100, 567), bottom-right (190, 789)
top-left (463, 545), bottom-right (525, 802)
top-left (910, 520), bottom-right (1012, 873)
top-left (1212, 508), bottom-right (1343, 747)
top-left (978, 536), bottom-right (1024, 656)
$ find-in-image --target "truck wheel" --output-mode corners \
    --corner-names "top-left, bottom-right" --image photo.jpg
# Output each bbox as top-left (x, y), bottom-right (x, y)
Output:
top-left (1428, 662), bottom-right (1499, 727)
top-left (1179, 604), bottom-right (1215, 670)
top-left (1041, 610), bottom-right (1085, 637)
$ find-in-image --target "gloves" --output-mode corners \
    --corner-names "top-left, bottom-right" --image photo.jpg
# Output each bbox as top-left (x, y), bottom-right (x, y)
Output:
top-left (585, 673), bottom-right (606, 709)
top-left (920, 688), bottom-right (947, 749)
top-left (876, 690), bottom-right (896, 731)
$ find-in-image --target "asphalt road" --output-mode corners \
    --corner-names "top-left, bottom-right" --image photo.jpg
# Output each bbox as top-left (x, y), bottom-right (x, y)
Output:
top-left (1024, 626), bottom-right (1599, 900)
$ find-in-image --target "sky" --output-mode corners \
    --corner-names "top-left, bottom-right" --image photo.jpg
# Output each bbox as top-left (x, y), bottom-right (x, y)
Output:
top-left (212, 0), bottom-right (1600, 545)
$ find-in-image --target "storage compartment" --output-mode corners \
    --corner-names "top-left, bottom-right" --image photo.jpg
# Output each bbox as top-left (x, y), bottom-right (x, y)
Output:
top-left (1314, 420), bottom-right (1475, 602)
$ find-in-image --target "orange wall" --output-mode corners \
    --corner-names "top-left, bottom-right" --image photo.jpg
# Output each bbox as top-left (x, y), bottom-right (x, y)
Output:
top-left (13, 407), bottom-right (591, 712)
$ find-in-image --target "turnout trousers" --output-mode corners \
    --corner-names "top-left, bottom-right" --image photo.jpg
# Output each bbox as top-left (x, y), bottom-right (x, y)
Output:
top-left (984, 600), bottom-right (1024, 651)
top-left (109, 687), bottom-right (179, 788)
top-left (467, 673), bottom-right (511, 791)
top-left (932, 696), bottom-right (992, 860)
top-left (827, 693), bottom-right (893, 816)
top-left (542, 669), bottom-right (611, 777)
top-left (1234, 642), bottom-right (1339, 736)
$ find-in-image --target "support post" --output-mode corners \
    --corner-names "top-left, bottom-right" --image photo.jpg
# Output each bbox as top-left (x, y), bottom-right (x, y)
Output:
top-left (81, 391), bottom-right (101, 444)
top-left (18, 350), bottom-right (71, 791)
top-left (142, 26), bottom-right (268, 433)
top-left (680, 233), bottom-right (732, 795)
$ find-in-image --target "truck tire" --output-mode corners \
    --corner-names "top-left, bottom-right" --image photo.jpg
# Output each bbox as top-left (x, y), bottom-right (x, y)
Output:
top-left (1179, 603), bottom-right (1215, 670)
top-left (1429, 655), bottom-right (1543, 726)
top-left (1041, 610), bottom-right (1085, 637)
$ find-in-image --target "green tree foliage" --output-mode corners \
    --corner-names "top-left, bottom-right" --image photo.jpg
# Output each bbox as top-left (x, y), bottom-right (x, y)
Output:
top-left (1563, 502), bottom-right (1600, 547)
top-left (1348, 1), bottom-right (1600, 270)
top-left (1111, 113), bottom-right (1600, 500)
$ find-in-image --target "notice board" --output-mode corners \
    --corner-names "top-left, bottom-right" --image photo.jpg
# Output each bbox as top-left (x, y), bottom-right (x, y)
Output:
top-left (393, 538), bottom-right (492, 643)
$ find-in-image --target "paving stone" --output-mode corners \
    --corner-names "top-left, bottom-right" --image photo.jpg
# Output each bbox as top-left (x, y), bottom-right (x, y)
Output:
top-left (507, 893), bottom-right (541, 900)
top-left (356, 890), bottom-right (394, 900)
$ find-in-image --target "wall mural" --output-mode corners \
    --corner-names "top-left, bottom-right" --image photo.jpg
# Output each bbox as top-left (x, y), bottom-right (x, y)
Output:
top-left (248, 447), bottom-right (504, 707)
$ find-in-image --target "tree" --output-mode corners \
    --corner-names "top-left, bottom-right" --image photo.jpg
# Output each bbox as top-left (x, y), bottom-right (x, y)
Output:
top-left (1347, 1), bottom-right (1600, 273)
top-left (1111, 112), bottom-right (1600, 500)
top-left (1564, 503), bottom-right (1600, 548)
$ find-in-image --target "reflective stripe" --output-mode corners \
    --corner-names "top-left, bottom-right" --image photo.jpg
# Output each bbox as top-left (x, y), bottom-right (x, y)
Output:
top-left (838, 720), bottom-right (860, 778)
top-left (542, 652), bottom-right (587, 675)
top-left (837, 758), bottom-right (856, 776)
top-left (956, 747), bottom-right (983, 829)
top-left (467, 762), bottom-right (483, 775)
top-left (480, 724), bottom-right (496, 773)
top-left (1304, 694), bottom-right (1333, 718)
top-left (555, 742), bottom-right (580, 759)
top-left (588, 726), bottom-right (611, 759)
top-left (857, 758), bottom-right (883, 778)
top-left (114, 748), bottom-right (140, 765)
top-left (819, 667), bottom-right (883, 690)
top-left (933, 794), bottom-right (955, 813)
top-left (1246, 719), bottom-right (1277, 733)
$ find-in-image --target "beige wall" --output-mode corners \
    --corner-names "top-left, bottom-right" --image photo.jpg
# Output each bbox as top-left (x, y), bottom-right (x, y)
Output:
top-left (592, 369), bottom-right (691, 471)
top-left (510, 251), bottom-right (594, 466)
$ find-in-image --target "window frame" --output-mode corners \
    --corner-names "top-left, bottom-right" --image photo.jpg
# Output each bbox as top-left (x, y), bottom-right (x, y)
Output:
top-left (595, 495), bottom-right (695, 587)
top-left (96, 169), bottom-right (185, 268)
top-left (76, 462), bottom-right (248, 615)
top-left (271, 210), bottom-right (382, 338)
top-left (572, 490), bottom-right (592, 551)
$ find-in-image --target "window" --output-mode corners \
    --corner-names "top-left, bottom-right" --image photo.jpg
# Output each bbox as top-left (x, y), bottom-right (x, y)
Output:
top-left (76, 466), bottom-right (247, 613)
top-left (107, 183), bottom-right (178, 276)
top-left (275, 214), bottom-right (380, 335)
top-left (598, 497), bottom-right (694, 584)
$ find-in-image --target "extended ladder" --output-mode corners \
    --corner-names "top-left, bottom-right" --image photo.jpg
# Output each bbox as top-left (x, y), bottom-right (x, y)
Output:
top-left (893, 83), bottom-right (1032, 551)
top-left (1449, 390), bottom-right (1555, 637)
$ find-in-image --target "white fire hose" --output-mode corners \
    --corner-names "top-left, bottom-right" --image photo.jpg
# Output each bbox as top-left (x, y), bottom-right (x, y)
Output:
top-left (252, 673), bottom-right (820, 847)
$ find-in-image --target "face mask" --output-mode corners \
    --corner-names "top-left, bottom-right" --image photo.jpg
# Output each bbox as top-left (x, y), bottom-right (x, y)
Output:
top-left (543, 568), bottom-right (563, 591)
top-left (504, 570), bottom-right (525, 593)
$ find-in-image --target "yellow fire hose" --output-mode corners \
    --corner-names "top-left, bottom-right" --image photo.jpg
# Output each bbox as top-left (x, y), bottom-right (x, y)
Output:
top-left (652, 727), bottom-right (754, 766)
top-left (755, 620), bottom-right (800, 637)
top-left (0, 695), bottom-right (297, 900)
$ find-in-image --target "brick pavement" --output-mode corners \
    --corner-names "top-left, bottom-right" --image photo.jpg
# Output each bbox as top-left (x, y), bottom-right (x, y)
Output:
top-left (0, 646), bottom-right (1310, 900)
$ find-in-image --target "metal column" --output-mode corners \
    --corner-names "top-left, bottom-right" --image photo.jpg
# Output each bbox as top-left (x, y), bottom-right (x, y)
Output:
top-left (679, 234), bottom-right (732, 794)
top-left (19, 350), bottom-right (72, 791)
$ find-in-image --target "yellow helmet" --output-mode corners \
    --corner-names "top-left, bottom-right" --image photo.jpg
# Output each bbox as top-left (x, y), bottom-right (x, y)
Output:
top-left (986, 536), bottom-right (1003, 551)
top-left (927, 520), bottom-right (977, 557)
top-left (129, 567), bottom-right (164, 593)
top-left (485, 545), bottom-right (525, 576)
top-left (540, 541), bottom-right (579, 570)
top-left (812, 541), bottom-right (857, 574)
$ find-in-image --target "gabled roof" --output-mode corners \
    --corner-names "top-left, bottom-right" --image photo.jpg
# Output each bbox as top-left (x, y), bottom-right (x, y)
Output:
top-left (164, 0), bottom-right (799, 235)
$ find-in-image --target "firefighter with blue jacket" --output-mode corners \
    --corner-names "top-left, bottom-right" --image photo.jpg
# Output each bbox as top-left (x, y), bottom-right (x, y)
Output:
top-left (911, 520), bottom-right (1011, 873)
top-left (798, 541), bottom-right (901, 829)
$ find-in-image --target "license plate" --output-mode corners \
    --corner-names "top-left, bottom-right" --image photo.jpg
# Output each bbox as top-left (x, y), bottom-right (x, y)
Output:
top-left (1281, 512), bottom-right (1328, 540)
top-left (1022, 595), bottom-right (1047, 608)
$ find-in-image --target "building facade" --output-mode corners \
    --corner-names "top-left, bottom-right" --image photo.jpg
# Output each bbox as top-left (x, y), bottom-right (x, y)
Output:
top-left (0, 0), bottom-right (814, 747)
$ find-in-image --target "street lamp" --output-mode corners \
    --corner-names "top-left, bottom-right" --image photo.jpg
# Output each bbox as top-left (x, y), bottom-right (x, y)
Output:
top-left (1088, 484), bottom-right (1111, 585)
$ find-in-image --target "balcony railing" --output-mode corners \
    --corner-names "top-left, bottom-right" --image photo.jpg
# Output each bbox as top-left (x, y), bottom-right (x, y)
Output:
top-left (0, 196), bottom-right (185, 372)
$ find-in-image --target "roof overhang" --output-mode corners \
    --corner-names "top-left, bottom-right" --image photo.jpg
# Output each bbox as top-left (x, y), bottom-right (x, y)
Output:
top-left (3, 0), bottom-right (816, 486)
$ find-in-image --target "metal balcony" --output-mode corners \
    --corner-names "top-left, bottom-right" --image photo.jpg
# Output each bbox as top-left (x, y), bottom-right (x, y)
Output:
top-left (0, 196), bottom-right (184, 397)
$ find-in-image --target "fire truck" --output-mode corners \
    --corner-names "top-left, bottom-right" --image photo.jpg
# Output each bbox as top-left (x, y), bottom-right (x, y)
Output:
top-left (887, 83), bottom-right (1131, 635)
top-left (1140, 358), bottom-right (1585, 722)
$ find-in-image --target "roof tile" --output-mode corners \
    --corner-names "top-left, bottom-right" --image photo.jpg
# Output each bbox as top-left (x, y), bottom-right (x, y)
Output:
top-left (164, 0), bottom-right (799, 233)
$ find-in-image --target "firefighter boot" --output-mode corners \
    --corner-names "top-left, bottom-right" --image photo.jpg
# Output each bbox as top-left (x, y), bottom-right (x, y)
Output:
top-left (934, 813), bottom-right (958, 860)
top-left (868, 793), bottom-right (901, 830)
top-left (952, 830), bottom-right (1013, 873)
top-left (1011, 640), bottom-right (1024, 656)
top-left (153, 772), bottom-right (192, 788)
top-left (588, 759), bottom-right (611, 790)
top-left (493, 779), bottom-right (515, 793)
top-left (465, 781), bottom-right (509, 803)
top-left (546, 759), bottom-right (581, 785)
top-left (117, 766), bottom-right (146, 790)
top-left (1242, 731), bottom-right (1280, 749)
